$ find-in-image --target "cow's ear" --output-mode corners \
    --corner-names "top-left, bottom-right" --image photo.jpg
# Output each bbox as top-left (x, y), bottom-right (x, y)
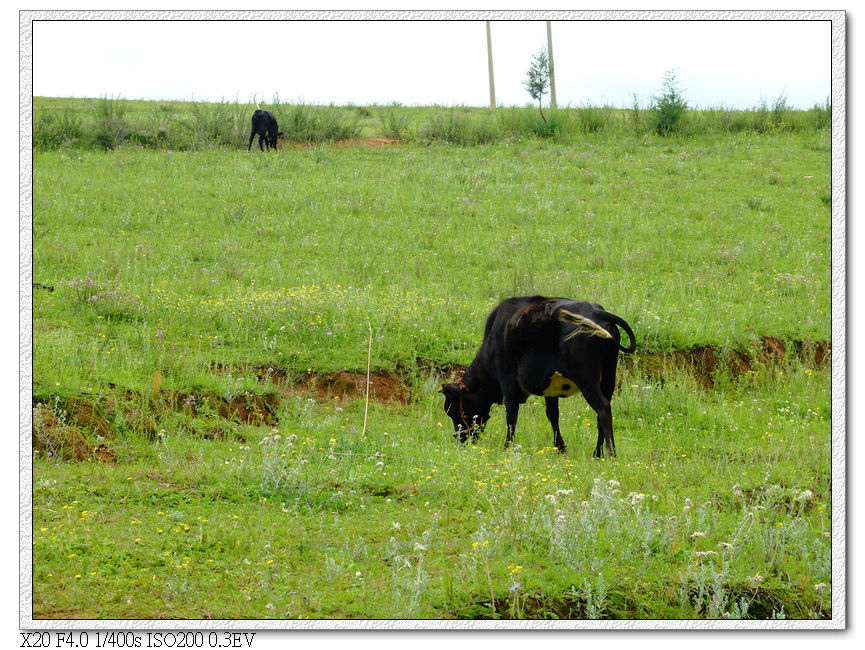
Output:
top-left (439, 382), bottom-right (459, 396)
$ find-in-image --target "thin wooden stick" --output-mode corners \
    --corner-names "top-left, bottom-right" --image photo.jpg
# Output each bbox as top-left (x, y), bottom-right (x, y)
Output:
top-left (361, 322), bottom-right (372, 436)
top-left (331, 452), bottom-right (394, 460)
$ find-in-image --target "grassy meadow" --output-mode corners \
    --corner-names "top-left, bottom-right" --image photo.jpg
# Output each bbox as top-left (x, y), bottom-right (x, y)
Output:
top-left (30, 98), bottom-right (833, 621)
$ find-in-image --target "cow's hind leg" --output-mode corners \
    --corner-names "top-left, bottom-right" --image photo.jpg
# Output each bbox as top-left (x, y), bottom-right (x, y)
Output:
top-left (503, 399), bottom-right (520, 448)
top-left (544, 396), bottom-right (566, 453)
top-left (598, 352), bottom-right (618, 456)
top-left (580, 384), bottom-right (615, 459)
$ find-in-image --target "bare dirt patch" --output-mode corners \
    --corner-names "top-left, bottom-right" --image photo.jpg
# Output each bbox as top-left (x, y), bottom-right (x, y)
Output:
top-left (282, 137), bottom-right (400, 150)
top-left (225, 363), bottom-right (411, 403)
top-left (290, 370), bottom-right (409, 404)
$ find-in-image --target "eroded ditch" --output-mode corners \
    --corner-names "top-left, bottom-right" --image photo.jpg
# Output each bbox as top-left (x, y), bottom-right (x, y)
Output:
top-left (32, 337), bottom-right (830, 463)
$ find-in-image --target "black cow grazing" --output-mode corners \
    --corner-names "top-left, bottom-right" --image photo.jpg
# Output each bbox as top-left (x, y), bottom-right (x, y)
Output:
top-left (440, 295), bottom-right (636, 458)
top-left (247, 109), bottom-right (283, 152)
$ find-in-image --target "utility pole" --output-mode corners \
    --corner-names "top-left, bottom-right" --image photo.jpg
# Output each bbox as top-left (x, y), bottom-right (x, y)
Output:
top-left (486, 21), bottom-right (496, 108)
top-left (546, 21), bottom-right (557, 110)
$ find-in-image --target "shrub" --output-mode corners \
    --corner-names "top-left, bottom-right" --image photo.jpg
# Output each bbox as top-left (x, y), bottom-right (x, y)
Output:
top-left (771, 91), bottom-right (791, 129)
top-left (380, 104), bottom-right (411, 140)
top-left (93, 96), bottom-right (129, 149)
top-left (33, 105), bottom-right (83, 150)
top-left (419, 108), bottom-right (498, 145)
top-left (574, 104), bottom-right (611, 134)
top-left (281, 104), bottom-right (361, 143)
top-left (630, 94), bottom-right (644, 134)
top-left (651, 70), bottom-right (688, 136)
top-left (183, 99), bottom-right (244, 147)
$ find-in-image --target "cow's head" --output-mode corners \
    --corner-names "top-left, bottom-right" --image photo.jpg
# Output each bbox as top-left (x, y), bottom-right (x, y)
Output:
top-left (268, 131), bottom-right (284, 149)
top-left (439, 381), bottom-right (490, 442)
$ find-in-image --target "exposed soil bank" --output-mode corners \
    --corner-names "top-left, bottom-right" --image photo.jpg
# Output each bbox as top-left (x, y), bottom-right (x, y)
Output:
top-left (625, 337), bottom-right (830, 388)
top-left (32, 337), bottom-right (829, 462)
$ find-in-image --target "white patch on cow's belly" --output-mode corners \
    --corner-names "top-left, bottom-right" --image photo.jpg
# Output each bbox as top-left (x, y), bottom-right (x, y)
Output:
top-left (542, 372), bottom-right (579, 397)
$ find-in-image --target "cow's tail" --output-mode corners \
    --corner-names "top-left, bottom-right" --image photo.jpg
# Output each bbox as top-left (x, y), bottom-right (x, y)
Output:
top-left (559, 309), bottom-right (637, 354)
top-left (606, 312), bottom-right (637, 353)
top-left (559, 310), bottom-right (612, 341)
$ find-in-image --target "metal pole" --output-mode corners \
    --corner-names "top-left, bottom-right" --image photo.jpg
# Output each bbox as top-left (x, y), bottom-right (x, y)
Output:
top-left (486, 21), bottom-right (496, 108)
top-left (546, 21), bottom-right (557, 110)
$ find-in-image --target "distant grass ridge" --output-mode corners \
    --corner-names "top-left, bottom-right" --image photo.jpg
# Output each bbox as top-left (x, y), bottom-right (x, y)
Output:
top-left (33, 95), bottom-right (831, 151)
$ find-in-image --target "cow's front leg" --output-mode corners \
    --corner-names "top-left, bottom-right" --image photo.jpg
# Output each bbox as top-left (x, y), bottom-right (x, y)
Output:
top-left (544, 396), bottom-right (566, 453)
top-left (503, 399), bottom-right (520, 448)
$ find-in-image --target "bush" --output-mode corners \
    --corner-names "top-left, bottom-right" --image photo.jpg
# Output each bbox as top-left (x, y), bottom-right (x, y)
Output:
top-left (280, 104), bottom-right (361, 143)
top-left (183, 99), bottom-right (246, 147)
top-left (575, 104), bottom-right (611, 134)
top-left (651, 70), bottom-right (688, 136)
top-left (379, 104), bottom-right (411, 140)
top-left (93, 96), bottom-right (129, 150)
top-left (33, 105), bottom-right (83, 150)
top-left (420, 108), bottom-right (498, 145)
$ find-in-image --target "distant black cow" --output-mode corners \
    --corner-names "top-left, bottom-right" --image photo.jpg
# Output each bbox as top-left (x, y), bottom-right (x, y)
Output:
top-left (247, 109), bottom-right (283, 152)
top-left (440, 295), bottom-right (636, 458)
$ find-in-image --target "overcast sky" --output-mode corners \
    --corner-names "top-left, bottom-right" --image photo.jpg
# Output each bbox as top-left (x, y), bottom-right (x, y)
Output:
top-left (31, 16), bottom-right (831, 109)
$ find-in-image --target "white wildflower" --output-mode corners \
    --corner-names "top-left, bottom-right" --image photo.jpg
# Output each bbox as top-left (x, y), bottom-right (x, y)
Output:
top-left (627, 492), bottom-right (646, 505)
top-left (690, 531), bottom-right (706, 540)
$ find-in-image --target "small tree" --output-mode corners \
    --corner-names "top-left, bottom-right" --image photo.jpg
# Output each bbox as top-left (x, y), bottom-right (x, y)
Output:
top-left (524, 47), bottom-right (551, 123)
top-left (651, 69), bottom-right (688, 135)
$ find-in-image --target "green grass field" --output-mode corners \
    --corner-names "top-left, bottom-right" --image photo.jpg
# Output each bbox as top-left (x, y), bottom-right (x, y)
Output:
top-left (30, 99), bottom-right (832, 621)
